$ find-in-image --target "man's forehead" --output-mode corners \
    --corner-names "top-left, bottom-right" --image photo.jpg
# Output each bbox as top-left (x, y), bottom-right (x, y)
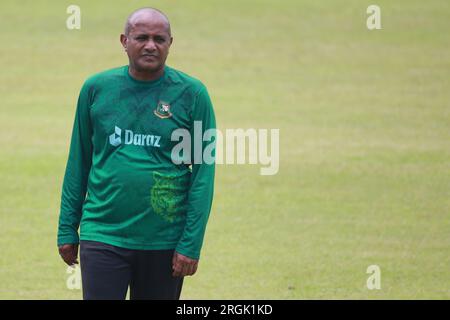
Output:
top-left (129, 21), bottom-right (169, 35)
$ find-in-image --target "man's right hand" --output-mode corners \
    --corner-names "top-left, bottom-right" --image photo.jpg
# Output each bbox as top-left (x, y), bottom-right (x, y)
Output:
top-left (58, 244), bottom-right (79, 266)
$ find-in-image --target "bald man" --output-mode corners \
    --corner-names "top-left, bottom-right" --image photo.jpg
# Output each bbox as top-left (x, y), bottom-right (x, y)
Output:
top-left (57, 8), bottom-right (216, 300)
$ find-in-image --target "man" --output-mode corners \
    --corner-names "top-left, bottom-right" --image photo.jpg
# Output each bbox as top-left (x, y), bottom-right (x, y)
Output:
top-left (57, 7), bottom-right (215, 300)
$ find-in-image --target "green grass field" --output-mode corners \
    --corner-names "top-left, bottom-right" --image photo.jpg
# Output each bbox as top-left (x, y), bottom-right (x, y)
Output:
top-left (0, 0), bottom-right (449, 299)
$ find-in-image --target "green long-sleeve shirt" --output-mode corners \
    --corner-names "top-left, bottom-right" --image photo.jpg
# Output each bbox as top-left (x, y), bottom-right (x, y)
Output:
top-left (57, 65), bottom-right (215, 259)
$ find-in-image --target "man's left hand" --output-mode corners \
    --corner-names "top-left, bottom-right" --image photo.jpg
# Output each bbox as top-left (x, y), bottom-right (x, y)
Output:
top-left (172, 251), bottom-right (198, 277)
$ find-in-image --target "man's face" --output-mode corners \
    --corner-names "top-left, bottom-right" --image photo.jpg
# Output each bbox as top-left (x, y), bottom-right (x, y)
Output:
top-left (121, 18), bottom-right (172, 74)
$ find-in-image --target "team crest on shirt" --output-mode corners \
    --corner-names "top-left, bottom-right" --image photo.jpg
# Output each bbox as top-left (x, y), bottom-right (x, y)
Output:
top-left (154, 101), bottom-right (173, 119)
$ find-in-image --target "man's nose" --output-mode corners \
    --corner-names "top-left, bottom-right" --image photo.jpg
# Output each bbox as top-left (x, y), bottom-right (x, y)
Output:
top-left (144, 39), bottom-right (157, 51)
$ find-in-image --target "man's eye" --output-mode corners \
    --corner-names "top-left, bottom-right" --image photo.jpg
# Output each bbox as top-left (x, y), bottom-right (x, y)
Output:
top-left (155, 38), bottom-right (165, 43)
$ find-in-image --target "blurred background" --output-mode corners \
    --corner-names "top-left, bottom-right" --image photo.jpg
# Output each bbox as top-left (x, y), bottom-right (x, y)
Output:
top-left (0, 0), bottom-right (449, 299)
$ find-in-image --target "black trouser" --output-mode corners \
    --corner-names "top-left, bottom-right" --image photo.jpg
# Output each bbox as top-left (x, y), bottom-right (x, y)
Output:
top-left (80, 240), bottom-right (183, 300)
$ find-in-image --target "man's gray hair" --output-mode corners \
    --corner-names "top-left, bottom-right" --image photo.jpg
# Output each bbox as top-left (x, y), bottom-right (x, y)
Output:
top-left (124, 7), bottom-right (171, 36)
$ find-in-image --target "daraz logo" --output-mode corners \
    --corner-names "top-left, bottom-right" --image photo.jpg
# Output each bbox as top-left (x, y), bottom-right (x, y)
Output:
top-left (109, 126), bottom-right (161, 147)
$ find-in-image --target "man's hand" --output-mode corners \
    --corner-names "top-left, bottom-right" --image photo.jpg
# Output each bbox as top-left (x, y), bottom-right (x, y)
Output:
top-left (58, 244), bottom-right (79, 266)
top-left (172, 251), bottom-right (198, 277)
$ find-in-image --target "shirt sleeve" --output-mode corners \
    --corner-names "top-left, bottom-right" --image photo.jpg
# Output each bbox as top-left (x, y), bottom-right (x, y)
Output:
top-left (175, 85), bottom-right (216, 259)
top-left (57, 81), bottom-right (93, 246)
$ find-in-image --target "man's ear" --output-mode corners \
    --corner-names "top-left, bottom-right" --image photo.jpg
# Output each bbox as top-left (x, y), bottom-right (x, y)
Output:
top-left (120, 34), bottom-right (128, 51)
top-left (169, 36), bottom-right (173, 47)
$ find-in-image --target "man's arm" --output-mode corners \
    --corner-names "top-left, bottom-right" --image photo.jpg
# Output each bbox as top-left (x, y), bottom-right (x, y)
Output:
top-left (57, 81), bottom-right (93, 263)
top-left (173, 85), bottom-right (216, 276)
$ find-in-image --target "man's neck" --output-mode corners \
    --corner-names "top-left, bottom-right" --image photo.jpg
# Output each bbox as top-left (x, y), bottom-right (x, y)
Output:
top-left (128, 65), bottom-right (165, 81)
